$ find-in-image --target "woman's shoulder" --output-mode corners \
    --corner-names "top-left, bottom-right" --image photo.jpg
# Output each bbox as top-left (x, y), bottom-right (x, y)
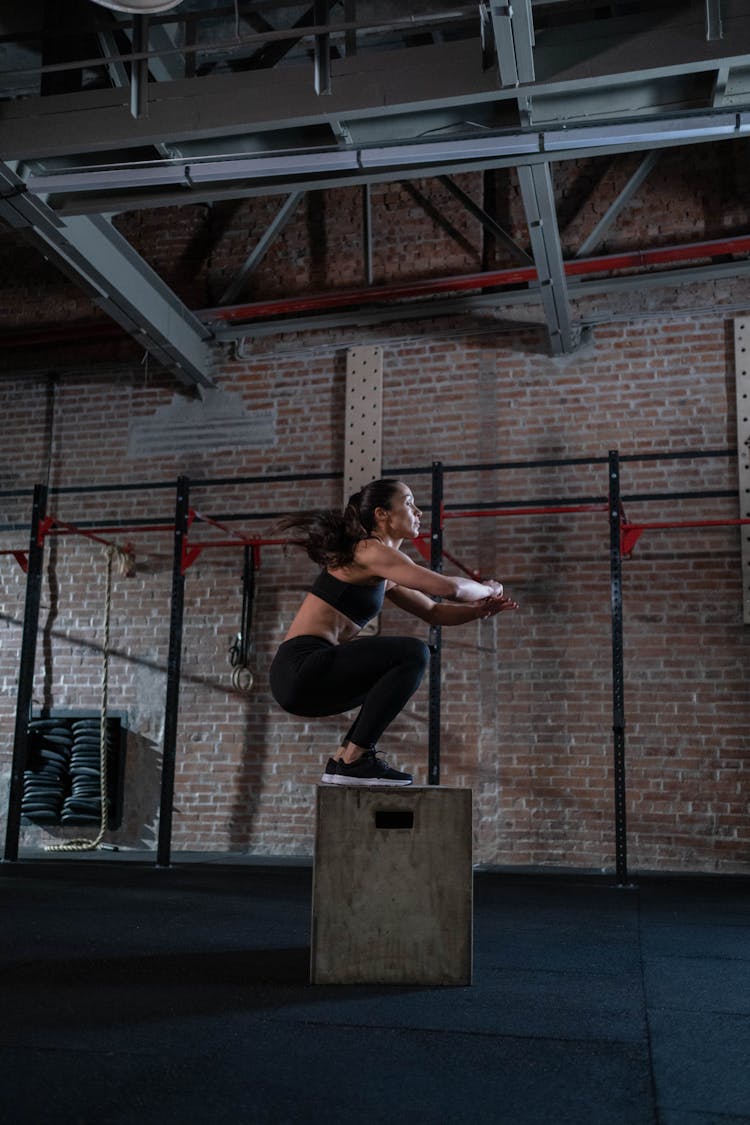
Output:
top-left (351, 536), bottom-right (392, 565)
top-left (330, 539), bottom-right (389, 581)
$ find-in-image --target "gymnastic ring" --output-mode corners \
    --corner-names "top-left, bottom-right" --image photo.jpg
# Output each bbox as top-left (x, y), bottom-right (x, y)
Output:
top-left (231, 665), bottom-right (254, 693)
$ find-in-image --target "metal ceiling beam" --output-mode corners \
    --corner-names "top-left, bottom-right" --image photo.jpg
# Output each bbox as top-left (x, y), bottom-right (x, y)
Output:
top-left (207, 252), bottom-right (750, 342)
top-left (140, 21), bottom-right (185, 83)
top-left (5, 7), bottom-right (750, 162)
top-left (401, 181), bottom-right (480, 264)
top-left (130, 14), bottom-right (149, 120)
top-left (575, 151), bottom-right (661, 258)
top-left (486, 0), bottom-right (535, 125)
top-left (517, 161), bottom-right (574, 354)
top-left (27, 106), bottom-right (750, 218)
top-left (218, 189), bottom-right (304, 305)
top-left (438, 175), bottom-right (532, 266)
top-left (98, 23), bottom-right (172, 155)
top-left (97, 30), bottom-right (130, 89)
top-left (489, 0), bottom-right (573, 353)
top-left (314, 0), bottom-right (332, 96)
top-left (0, 164), bottom-right (214, 386)
top-left (706, 0), bottom-right (724, 40)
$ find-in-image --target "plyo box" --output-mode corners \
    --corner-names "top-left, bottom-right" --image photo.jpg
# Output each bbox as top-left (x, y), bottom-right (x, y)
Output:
top-left (311, 785), bottom-right (473, 985)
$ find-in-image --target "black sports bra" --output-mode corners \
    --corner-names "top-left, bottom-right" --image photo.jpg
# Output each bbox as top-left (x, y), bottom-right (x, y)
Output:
top-left (309, 569), bottom-right (386, 627)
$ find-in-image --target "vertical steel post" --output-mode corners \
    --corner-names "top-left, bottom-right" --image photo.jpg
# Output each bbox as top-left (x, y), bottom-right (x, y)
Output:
top-left (313, 0), bottom-right (331, 94)
top-left (608, 450), bottom-right (629, 886)
top-left (428, 461), bottom-right (444, 785)
top-left (130, 14), bottom-right (149, 119)
top-left (157, 476), bottom-right (189, 867)
top-left (4, 484), bottom-right (48, 861)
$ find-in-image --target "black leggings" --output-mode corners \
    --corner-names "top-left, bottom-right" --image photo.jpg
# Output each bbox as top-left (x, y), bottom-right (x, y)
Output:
top-left (269, 634), bottom-right (430, 749)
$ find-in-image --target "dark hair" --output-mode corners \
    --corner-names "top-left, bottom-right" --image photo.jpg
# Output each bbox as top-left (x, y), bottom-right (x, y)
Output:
top-left (277, 479), bottom-right (403, 568)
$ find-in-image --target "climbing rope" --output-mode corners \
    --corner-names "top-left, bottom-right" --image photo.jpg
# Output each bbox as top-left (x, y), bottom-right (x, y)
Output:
top-left (46, 543), bottom-right (130, 852)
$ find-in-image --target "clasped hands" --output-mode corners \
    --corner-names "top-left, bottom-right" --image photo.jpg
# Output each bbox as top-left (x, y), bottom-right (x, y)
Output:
top-left (477, 579), bottom-right (518, 618)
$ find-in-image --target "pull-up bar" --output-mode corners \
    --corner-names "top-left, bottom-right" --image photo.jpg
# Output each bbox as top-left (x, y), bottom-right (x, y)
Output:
top-left (37, 514), bottom-right (172, 551)
top-left (182, 508), bottom-right (290, 573)
top-left (620, 515), bottom-right (750, 557)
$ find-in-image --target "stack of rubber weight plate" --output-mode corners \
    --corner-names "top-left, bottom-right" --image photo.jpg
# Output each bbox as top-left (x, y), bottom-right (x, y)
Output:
top-left (60, 717), bottom-right (115, 826)
top-left (22, 718), bottom-right (73, 825)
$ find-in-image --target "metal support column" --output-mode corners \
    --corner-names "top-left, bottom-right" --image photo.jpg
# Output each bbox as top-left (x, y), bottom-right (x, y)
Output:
top-left (428, 461), bottom-right (444, 785)
top-left (517, 162), bottom-right (575, 355)
top-left (313, 0), bottom-right (331, 95)
top-left (157, 476), bottom-right (189, 867)
top-left (218, 191), bottom-right (304, 306)
top-left (733, 317), bottom-right (750, 623)
top-left (4, 484), bottom-right (48, 861)
top-left (575, 151), bottom-right (660, 259)
top-left (130, 14), bottom-right (149, 120)
top-left (608, 451), bottom-right (630, 886)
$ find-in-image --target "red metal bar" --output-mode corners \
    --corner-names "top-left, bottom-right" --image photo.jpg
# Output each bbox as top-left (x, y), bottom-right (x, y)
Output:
top-left (0, 549), bottom-right (29, 572)
top-left (5, 233), bottom-right (750, 350)
top-left (190, 508), bottom-right (252, 542)
top-left (197, 233), bottom-right (750, 324)
top-left (620, 516), bottom-right (750, 556)
top-left (180, 531), bottom-right (294, 572)
top-left (37, 515), bottom-right (172, 548)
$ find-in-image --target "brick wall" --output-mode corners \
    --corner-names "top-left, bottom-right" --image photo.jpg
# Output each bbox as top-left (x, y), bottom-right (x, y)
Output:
top-left (1, 149), bottom-right (749, 872)
top-left (1, 310), bottom-right (747, 873)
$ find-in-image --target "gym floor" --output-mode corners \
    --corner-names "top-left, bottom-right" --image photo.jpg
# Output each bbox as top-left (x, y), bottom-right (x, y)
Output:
top-left (1, 856), bottom-right (748, 1124)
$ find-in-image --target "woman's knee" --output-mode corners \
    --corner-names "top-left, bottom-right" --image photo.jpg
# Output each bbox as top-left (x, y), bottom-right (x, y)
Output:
top-left (400, 636), bottom-right (430, 672)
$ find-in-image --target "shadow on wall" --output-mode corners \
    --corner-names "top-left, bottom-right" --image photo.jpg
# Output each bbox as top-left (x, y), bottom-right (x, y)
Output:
top-left (117, 730), bottom-right (162, 850)
top-left (227, 570), bottom-right (280, 853)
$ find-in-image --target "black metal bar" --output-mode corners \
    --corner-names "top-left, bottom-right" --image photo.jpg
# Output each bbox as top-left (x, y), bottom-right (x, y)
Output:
top-left (1, 486), bottom-right (741, 538)
top-left (344, 0), bottom-right (357, 56)
top-left (157, 476), bottom-right (189, 867)
top-left (0, 448), bottom-right (734, 503)
top-left (130, 14), bottom-right (149, 119)
top-left (608, 451), bottom-right (630, 886)
top-left (428, 461), bottom-right (444, 786)
top-left (4, 484), bottom-right (48, 861)
top-left (444, 495), bottom-right (607, 512)
top-left (313, 0), bottom-right (331, 94)
top-left (430, 448), bottom-right (737, 474)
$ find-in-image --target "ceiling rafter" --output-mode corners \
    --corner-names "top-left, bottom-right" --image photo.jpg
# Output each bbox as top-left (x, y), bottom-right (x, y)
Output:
top-left (3, 1), bottom-right (750, 375)
top-left (0, 163), bottom-right (214, 386)
top-left (6, 7), bottom-right (750, 163)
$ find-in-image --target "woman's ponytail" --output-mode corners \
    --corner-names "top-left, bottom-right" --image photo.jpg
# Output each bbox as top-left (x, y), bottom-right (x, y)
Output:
top-left (276, 478), bottom-right (403, 568)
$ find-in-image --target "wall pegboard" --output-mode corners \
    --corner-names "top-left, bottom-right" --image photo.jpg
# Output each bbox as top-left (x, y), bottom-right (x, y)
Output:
top-left (344, 345), bottom-right (383, 637)
top-left (734, 318), bottom-right (750, 624)
top-left (344, 346), bottom-right (383, 504)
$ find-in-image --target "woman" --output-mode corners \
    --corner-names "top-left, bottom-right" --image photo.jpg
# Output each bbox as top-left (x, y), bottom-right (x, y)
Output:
top-left (269, 479), bottom-right (517, 786)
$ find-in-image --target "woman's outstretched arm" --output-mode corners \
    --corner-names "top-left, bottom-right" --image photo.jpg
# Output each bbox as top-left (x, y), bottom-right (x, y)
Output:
top-left (386, 584), bottom-right (518, 625)
top-left (355, 539), bottom-right (504, 602)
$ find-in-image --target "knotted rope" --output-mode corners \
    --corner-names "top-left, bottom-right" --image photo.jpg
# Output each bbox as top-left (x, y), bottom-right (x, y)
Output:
top-left (46, 543), bottom-right (131, 852)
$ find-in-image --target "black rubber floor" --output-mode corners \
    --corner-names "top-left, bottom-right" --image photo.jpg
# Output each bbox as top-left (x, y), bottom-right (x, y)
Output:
top-left (1, 859), bottom-right (748, 1124)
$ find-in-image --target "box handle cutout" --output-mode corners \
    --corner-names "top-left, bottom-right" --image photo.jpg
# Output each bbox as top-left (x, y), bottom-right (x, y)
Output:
top-left (375, 810), bottom-right (414, 830)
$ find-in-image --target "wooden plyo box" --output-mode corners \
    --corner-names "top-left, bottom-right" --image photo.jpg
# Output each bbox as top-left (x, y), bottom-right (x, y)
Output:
top-left (311, 785), bottom-right (473, 986)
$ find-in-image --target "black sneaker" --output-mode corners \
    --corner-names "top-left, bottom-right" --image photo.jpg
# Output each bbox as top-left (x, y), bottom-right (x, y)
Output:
top-left (332, 750), bottom-right (412, 787)
top-left (320, 757), bottom-right (339, 784)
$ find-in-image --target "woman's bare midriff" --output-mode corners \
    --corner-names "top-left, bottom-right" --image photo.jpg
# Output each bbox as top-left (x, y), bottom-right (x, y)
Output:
top-left (283, 593), bottom-right (361, 645)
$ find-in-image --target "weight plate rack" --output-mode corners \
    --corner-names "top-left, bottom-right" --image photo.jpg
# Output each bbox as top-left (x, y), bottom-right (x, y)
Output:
top-left (21, 715), bottom-right (125, 829)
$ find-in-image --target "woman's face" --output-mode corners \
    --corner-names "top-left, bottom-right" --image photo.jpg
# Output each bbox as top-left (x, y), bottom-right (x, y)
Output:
top-left (381, 482), bottom-right (422, 540)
